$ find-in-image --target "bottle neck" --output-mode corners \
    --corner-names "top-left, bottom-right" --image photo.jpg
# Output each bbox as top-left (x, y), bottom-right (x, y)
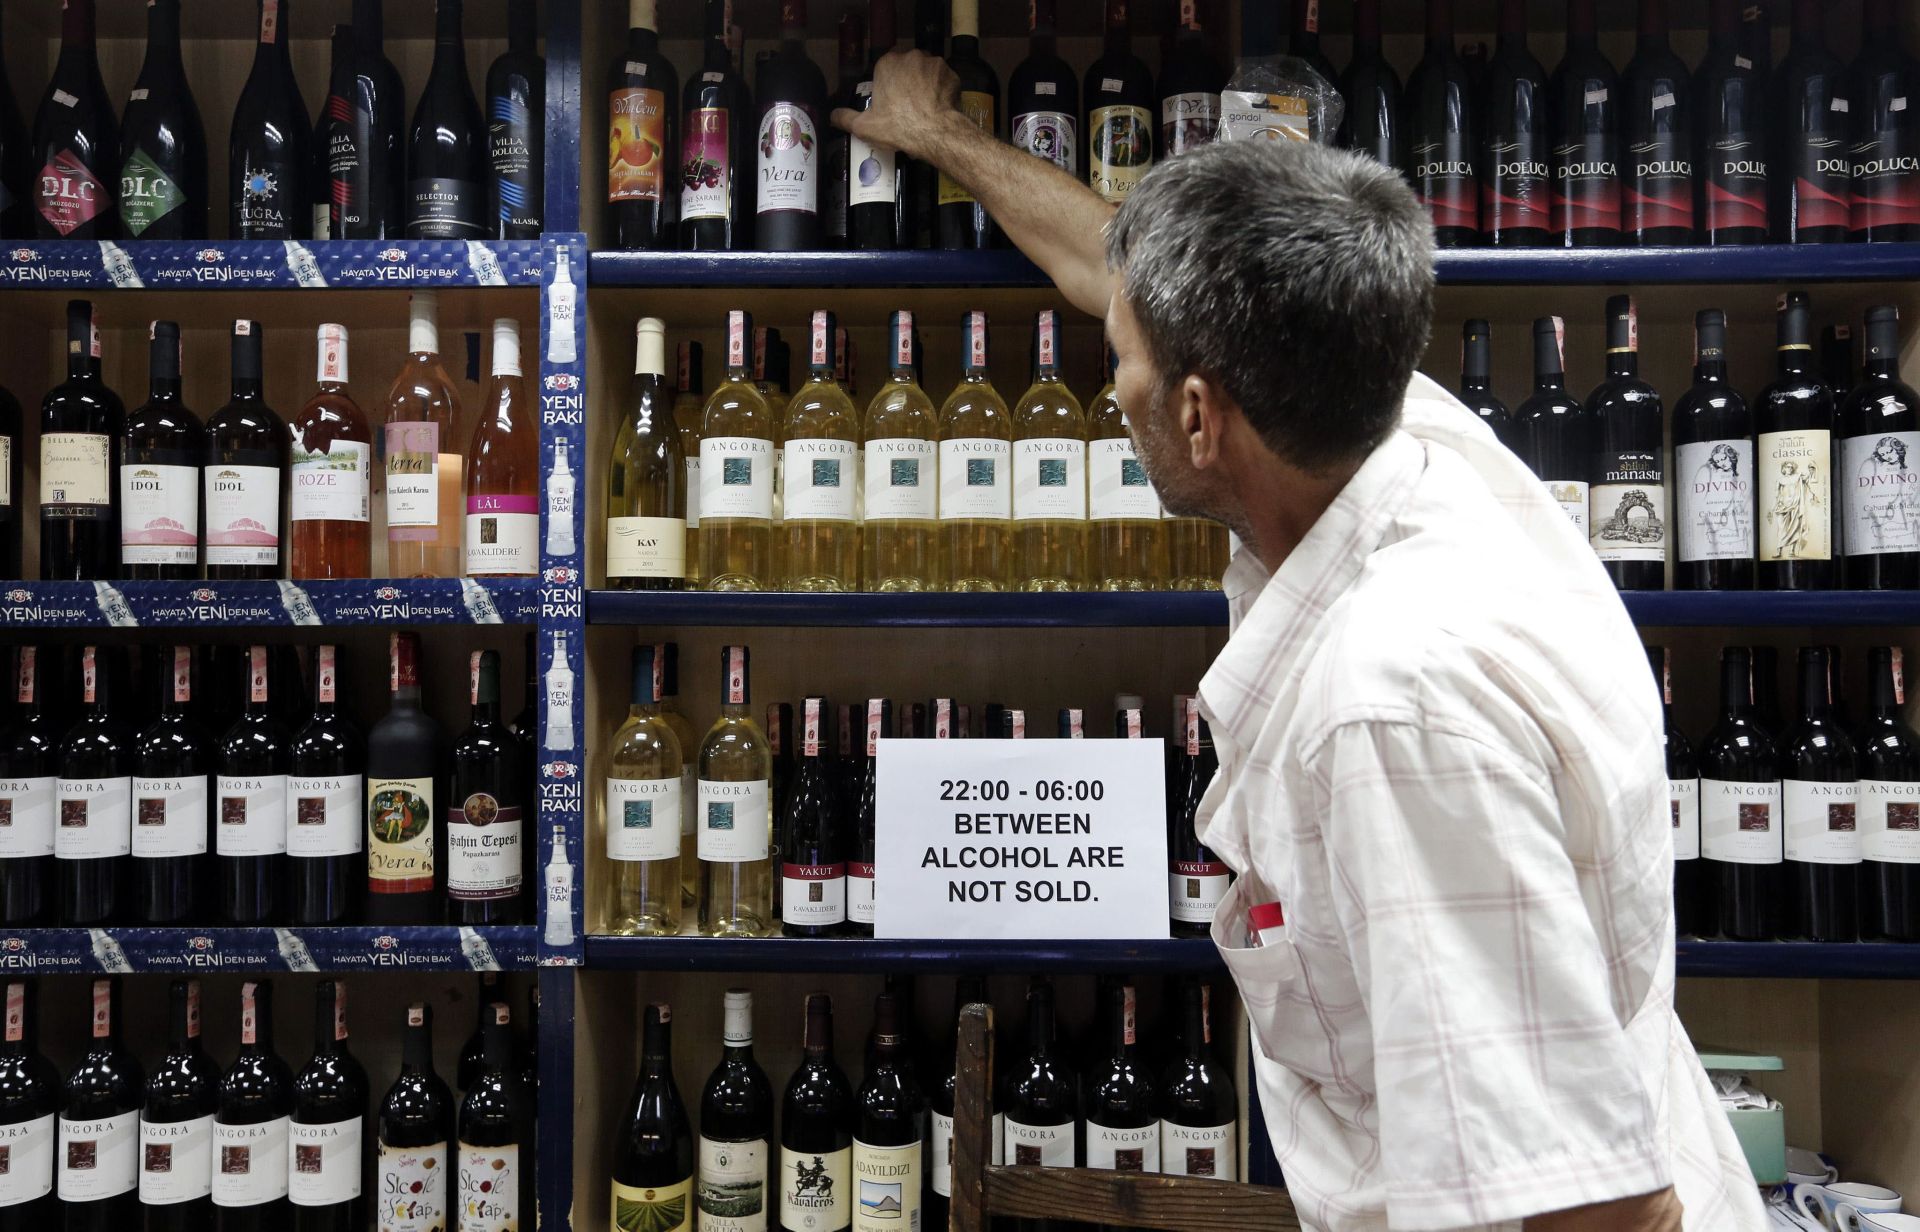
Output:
top-left (353, 0), bottom-right (384, 47)
top-left (239, 986), bottom-right (274, 1054)
top-left (255, 0), bottom-right (291, 69)
top-left (640, 1014), bottom-right (672, 1073)
top-left (1426, 0), bottom-right (1451, 44)
top-left (169, 985), bottom-right (198, 1052)
top-left (1026, 994), bottom-right (1054, 1056)
top-left (1, 986), bottom-right (36, 1058)
top-left (481, 1015), bottom-right (512, 1071)
top-left (1792, 0), bottom-right (1823, 42)
top-left (1869, 653), bottom-right (1902, 717)
top-left (1695, 356), bottom-right (1727, 383)
top-left (62, 0), bottom-right (96, 50)
top-left (1608, 350), bottom-right (1639, 380)
top-left (435, 0), bottom-right (464, 55)
top-left (1637, 0), bottom-right (1669, 46)
top-left (509, 0), bottom-right (537, 51)
top-left (147, 0), bottom-right (183, 65)
top-left (312, 988), bottom-right (343, 1056)
top-left (1105, 989), bottom-right (1137, 1060)
top-left (1180, 989), bottom-right (1208, 1060)
top-left (1778, 346), bottom-right (1814, 377)
top-left (402, 1017), bottom-right (434, 1071)
top-left (1721, 658), bottom-right (1754, 713)
top-left (1800, 656), bottom-right (1833, 721)
top-left (1568, 0), bottom-right (1598, 39)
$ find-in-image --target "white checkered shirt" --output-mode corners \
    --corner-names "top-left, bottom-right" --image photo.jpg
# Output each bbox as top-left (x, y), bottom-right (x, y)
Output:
top-left (1197, 374), bottom-right (1765, 1231)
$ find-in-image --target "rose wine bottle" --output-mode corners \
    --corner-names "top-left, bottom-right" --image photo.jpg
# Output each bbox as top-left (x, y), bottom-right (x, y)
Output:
top-left (290, 325), bottom-right (372, 580)
top-left (384, 292), bottom-right (464, 579)
top-left (464, 320), bottom-right (540, 578)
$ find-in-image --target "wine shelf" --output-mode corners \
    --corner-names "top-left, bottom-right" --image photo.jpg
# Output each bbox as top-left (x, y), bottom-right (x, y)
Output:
top-left (0, 577), bottom-right (540, 629)
top-left (0, 239), bottom-right (544, 291)
top-left (581, 934), bottom-right (1222, 972)
top-left (1677, 940), bottom-right (1920, 980)
top-left (1621, 592), bottom-right (1920, 627)
top-left (0, 924), bottom-right (538, 974)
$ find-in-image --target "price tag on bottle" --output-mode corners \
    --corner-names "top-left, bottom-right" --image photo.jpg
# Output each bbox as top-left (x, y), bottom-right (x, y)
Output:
top-left (874, 738), bottom-right (1169, 940)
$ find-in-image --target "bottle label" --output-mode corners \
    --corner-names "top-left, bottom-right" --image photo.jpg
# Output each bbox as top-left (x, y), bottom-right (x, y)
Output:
top-left (1851, 124), bottom-right (1920, 232)
top-left (1757, 428), bottom-right (1833, 563)
top-left (851, 1139), bottom-right (921, 1232)
top-left (940, 92), bottom-right (996, 204)
top-left (849, 130), bottom-right (897, 207)
top-left (37, 148), bottom-right (108, 235)
top-left (940, 439), bottom-right (1012, 520)
top-left (607, 776), bottom-right (683, 861)
top-left (216, 775), bottom-right (290, 856)
top-left (1169, 860), bottom-right (1230, 924)
top-left (204, 463), bottom-right (283, 565)
top-left (848, 861), bottom-right (876, 924)
top-left (466, 495), bottom-right (541, 575)
top-left (379, 1141), bottom-right (449, 1229)
top-left (131, 775), bottom-right (210, 858)
top-left (55, 777), bottom-right (132, 859)
top-left (610, 87), bottom-right (670, 202)
top-left (1013, 111), bottom-right (1076, 174)
top-left (1627, 128), bottom-right (1694, 233)
top-left (613, 1176), bottom-right (693, 1232)
top-left (609, 516), bottom-right (690, 579)
top-left (757, 103), bottom-right (819, 216)
top-left (1013, 439), bottom-right (1087, 521)
top-left (701, 437), bottom-right (775, 521)
top-left (1412, 131), bottom-right (1478, 232)
top-left (1670, 777), bottom-right (1700, 862)
top-left (781, 862), bottom-right (847, 926)
top-left (234, 150), bottom-right (300, 236)
top-left (0, 1112), bottom-right (55, 1205)
top-left (367, 776), bottom-right (437, 893)
top-left (783, 439), bottom-right (858, 521)
top-left (1675, 439), bottom-right (1756, 562)
top-left (1159, 1121), bottom-right (1236, 1179)
top-left (682, 107), bottom-right (733, 221)
top-left (286, 774), bottom-right (365, 858)
top-left (449, 795), bottom-right (524, 900)
top-left (1484, 132), bottom-right (1551, 234)
top-left (864, 439), bottom-right (937, 521)
top-left (1589, 451), bottom-right (1666, 563)
top-left (57, 1109), bottom-right (138, 1201)
top-left (291, 437), bottom-right (372, 524)
top-left (1087, 1122), bottom-right (1159, 1172)
top-left (1783, 778), bottom-right (1862, 865)
top-left (289, 1117), bottom-right (362, 1205)
top-left (781, 1144), bottom-right (849, 1228)
top-left (1841, 429), bottom-right (1920, 556)
top-left (40, 431), bottom-right (112, 511)
top-left (1861, 779), bottom-right (1920, 864)
top-left (1218, 90), bottom-right (1311, 142)
top-left (930, 1111), bottom-right (1004, 1198)
top-left (685, 457), bottom-right (703, 528)
top-left (1551, 128), bottom-right (1622, 234)
top-left (1701, 778), bottom-right (1783, 865)
top-left (1089, 437), bottom-right (1159, 521)
top-left (120, 146), bottom-right (188, 236)
top-left (697, 1136), bottom-right (767, 1232)
top-left (139, 1114), bottom-right (215, 1205)
top-left (456, 1141), bottom-right (520, 1230)
top-left (1161, 92), bottom-right (1219, 156)
top-left (1791, 123), bottom-right (1853, 233)
top-left (386, 422), bottom-right (445, 533)
top-left (112, 459), bottom-right (193, 565)
top-left (1089, 104), bottom-right (1152, 202)
top-left (1705, 130), bottom-right (1768, 232)
top-left (0, 776), bottom-right (57, 858)
top-left (407, 177), bottom-right (485, 238)
top-left (1545, 480), bottom-right (1590, 537)
top-left (0, 436), bottom-right (10, 508)
top-left (698, 780), bottom-right (770, 862)
top-left (490, 81), bottom-right (542, 231)
top-left (1003, 1119), bottom-right (1073, 1168)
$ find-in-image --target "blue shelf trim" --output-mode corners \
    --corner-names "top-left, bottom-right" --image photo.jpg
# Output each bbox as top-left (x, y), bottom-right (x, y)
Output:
top-left (590, 249), bottom-right (1052, 288)
top-left (0, 239), bottom-right (543, 290)
top-left (0, 925), bottom-right (537, 974)
top-left (1677, 940), bottom-right (1920, 979)
top-left (586, 589), bottom-right (1230, 627)
top-left (583, 936), bottom-right (1222, 972)
top-left (1622, 591), bottom-right (1920, 627)
top-left (0, 577), bottom-right (538, 629)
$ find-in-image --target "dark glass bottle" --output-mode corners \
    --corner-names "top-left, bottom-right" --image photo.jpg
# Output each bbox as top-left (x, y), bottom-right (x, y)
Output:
top-left (1755, 290), bottom-right (1837, 590)
top-left (1839, 306), bottom-right (1920, 588)
top-left (611, 0), bottom-right (681, 251)
top-left (138, 979), bottom-right (219, 1226)
top-left (0, 377), bottom-right (19, 577)
top-left (1159, 0), bottom-right (1225, 160)
top-left (697, 989), bottom-right (774, 1232)
top-left (756, 1), bottom-right (828, 252)
top-left (1004, 979), bottom-right (1076, 1185)
top-left (1773, 0), bottom-right (1851, 243)
top-left (1694, 0), bottom-right (1769, 245)
top-left (1620, 0), bottom-right (1693, 245)
top-left (288, 646), bottom-right (365, 926)
top-left (1516, 316), bottom-right (1590, 536)
top-left (1157, 978), bottom-right (1237, 1179)
top-left (117, 0), bottom-right (206, 240)
top-left (1338, 0), bottom-right (1401, 170)
top-left (350, 0), bottom-right (407, 237)
top-left (1010, 0), bottom-right (1079, 181)
top-left (822, 10), bottom-right (865, 248)
top-left (1585, 295), bottom-right (1666, 592)
top-left (1781, 646), bottom-right (1860, 942)
top-left (367, 633), bottom-right (445, 923)
top-left (1084, 979), bottom-right (1155, 1186)
top-left (1849, 0), bottom-right (1919, 243)
top-left (779, 992), bottom-right (853, 1232)
top-left (231, 0), bottom-right (311, 240)
top-left (1673, 309), bottom-right (1756, 590)
top-left (847, 699), bottom-right (888, 937)
top-left (680, 0), bottom-right (746, 251)
top-left (375, 1005), bottom-right (452, 1232)
top-left (457, 1002), bottom-right (533, 1230)
top-left (132, 646), bottom-right (211, 926)
top-left (1458, 319), bottom-right (1513, 449)
top-left (0, 15), bottom-right (34, 239)
top-left (1084, 0), bottom-right (1155, 207)
top-left (854, 993), bottom-right (925, 1229)
top-left (1825, 324), bottom-right (1858, 396)
top-left (215, 646), bottom-right (289, 925)
top-left (0, 979), bottom-right (61, 1228)
top-left (204, 321), bottom-right (287, 582)
top-left (1479, 0), bottom-right (1550, 246)
top-left (1286, 0), bottom-right (1336, 84)
top-left (58, 978), bottom-right (144, 1227)
top-left (1548, 0), bottom-right (1622, 246)
top-left (1650, 645), bottom-right (1706, 936)
top-left (290, 980), bottom-right (368, 1231)
top-left (1860, 646), bottom-right (1920, 941)
top-left (457, 974), bottom-right (509, 1092)
top-left (1701, 646), bottom-right (1784, 941)
top-left (486, 0), bottom-right (545, 239)
top-left (314, 27), bottom-right (362, 240)
top-left (612, 1004), bottom-right (693, 1229)
top-left (121, 321), bottom-right (201, 581)
top-left (56, 646), bottom-right (132, 927)
top-left (31, 0), bottom-right (119, 239)
top-left (0, 647), bottom-right (60, 927)
top-left (780, 697), bottom-right (846, 938)
top-left (448, 650), bottom-right (525, 924)
top-left (1403, 0), bottom-right (1480, 247)
top-left (406, 0), bottom-right (486, 239)
top-left (940, 0), bottom-right (999, 250)
top-left (1168, 697), bottom-right (1227, 938)
top-left (41, 300), bottom-right (125, 582)
top-left (849, 0), bottom-right (909, 249)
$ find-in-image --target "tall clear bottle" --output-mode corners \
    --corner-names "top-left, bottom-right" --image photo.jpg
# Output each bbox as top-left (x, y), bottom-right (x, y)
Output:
top-left (290, 325), bottom-right (373, 580)
top-left (700, 312), bottom-right (777, 589)
top-left (464, 319), bottom-right (540, 578)
top-left (606, 644), bottom-right (685, 936)
top-left (608, 318), bottom-right (688, 590)
top-left (385, 291), bottom-right (464, 578)
top-left (938, 310), bottom-right (1012, 591)
top-left (1088, 346), bottom-right (1163, 590)
top-left (697, 646), bottom-right (773, 937)
top-left (861, 311), bottom-right (939, 591)
top-left (783, 311), bottom-right (861, 591)
top-left (1012, 310), bottom-right (1088, 591)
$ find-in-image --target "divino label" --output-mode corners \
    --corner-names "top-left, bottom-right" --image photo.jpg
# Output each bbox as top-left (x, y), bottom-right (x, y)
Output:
top-left (698, 780), bottom-right (770, 862)
top-left (607, 776), bottom-right (683, 861)
top-left (849, 117), bottom-right (898, 208)
top-left (684, 457), bottom-right (703, 528)
top-left (289, 1117), bottom-right (363, 1206)
top-left (57, 1109), bottom-right (138, 1201)
top-left (1169, 860), bottom-right (1230, 924)
top-left (1675, 439), bottom-right (1755, 562)
top-left (682, 107), bottom-right (733, 221)
top-left (851, 1139), bottom-right (920, 1232)
top-left (0, 1113), bottom-right (55, 1205)
top-left (940, 92), bottom-right (996, 205)
top-left (1003, 1119), bottom-right (1073, 1168)
top-left (1012, 110), bottom-right (1077, 175)
top-left (1590, 450), bottom-right (1666, 563)
top-left (54, 776), bottom-right (132, 859)
top-left (1861, 780), bottom-right (1920, 864)
top-left (783, 438), bottom-right (858, 521)
top-left (929, 1110), bottom-right (1003, 1197)
top-left (1551, 128), bottom-right (1622, 235)
top-left (131, 775), bottom-right (210, 859)
top-left (1789, 131), bottom-right (1853, 234)
top-left (1700, 778), bottom-right (1783, 865)
top-left (0, 776), bottom-right (57, 858)
top-left (609, 516), bottom-right (689, 580)
top-left (1087, 1122), bottom-right (1159, 1173)
top-left (379, 1141), bottom-right (450, 1230)
top-left (1704, 131), bottom-right (1768, 233)
top-left (1757, 429), bottom-right (1833, 563)
top-left (1090, 437), bottom-right (1159, 521)
top-left (286, 774), bottom-right (365, 858)
top-left (120, 462), bottom-right (200, 565)
top-left (290, 438), bottom-right (372, 524)
top-left (757, 103), bottom-right (819, 217)
top-left (1841, 429), bottom-right (1920, 556)
top-left (216, 774), bottom-right (291, 856)
top-left (697, 1136), bottom-right (766, 1232)
top-left (848, 861), bottom-right (876, 924)
top-left (367, 776), bottom-right (437, 893)
top-left (1626, 129), bottom-right (1694, 234)
top-left (1159, 1120), bottom-right (1236, 1179)
top-left (1013, 439), bottom-right (1086, 521)
top-left (39, 431), bottom-right (112, 511)
top-left (781, 862), bottom-right (847, 926)
top-left (1671, 778), bottom-right (1700, 862)
top-left (1850, 122), bottom-right (1920, 233)
top-left (781, 1144), bottom-right (849, 1227)
top-left (1483, 134), bottom-right (1551, 235)
top-left (119, 147), bottom-right (187, 236)
top-left (863, 439), bottom-right (937, 521)
top-left (613, 1176), bottom-right (692, 1232)
top-left (466, 495), bottom-right (540, 576)
top-left (1161, 92), bottom-right (1219, 156)
top-left (204, 464), bottom-right (283, 566)
top-left (456, 1141), bottom-right (520, 1231)
top-left (139, 1114), bottom-right (215, 1205)
top-left (36, 149), bottom-right (108, 236)
top-left (234, 152), bottom-right (300, 238)
top-left (385, 421), bottom-right (447, 534)
top-left (1544, 479), bottom-right (1590, 537)
top-left (211, 1116), bottom-right (291, 1206)
top-left (1089, 105), bottom-right (1152, 203)
top-left (1783, 779), bottom-right (1863, 866)
top-left (449, 795), bottom-right (525, 901)
top-left (701, 437), bottom-right (775, 521)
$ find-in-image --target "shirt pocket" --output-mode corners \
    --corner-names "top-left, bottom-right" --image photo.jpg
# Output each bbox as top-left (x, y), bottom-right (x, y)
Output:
top-left (1210, 877), bottom-right (1306, 1068)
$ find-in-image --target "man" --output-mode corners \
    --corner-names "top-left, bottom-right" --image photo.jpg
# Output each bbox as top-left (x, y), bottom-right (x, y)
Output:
top-left (835, 54), bottom-right (1765, 1232)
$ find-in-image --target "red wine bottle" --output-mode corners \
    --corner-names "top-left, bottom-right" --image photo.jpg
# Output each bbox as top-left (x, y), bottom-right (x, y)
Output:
top-left (1084, 0), bottom-right (1154, 206)
top-left (407, 0), bottom-right (486, 239)
top-left (367, 633), bottom-right (446, 924)
top-left (213, 980), bottom-right (295, 1226)
top-left (117, 0), bottom-right (206, 240)
top-left (611, 0), bottom-right (681, 251)
top-left (377, 1005), bottom-right (453, 1232)
top-left (854, 992), bottom-right (925, 1226)
top-left (940, 0), bottom-right (999, 250)
top-left (1584, 295), bottom-right (1666, 592)
top-left (1839, 306), bottom-right (1920, 588)
top-left (1337, 0), bottom-right (1400, 170)
top-left (0, 648), bottom-right (60, 928)
top-left (1773, 0), bottom-right (1851, 243)
top-left (204, 321), bottom-right (288, 582)
top-left (1848, 0), bottom-right (1920, 242)
top-left (0, 980), bottom-right (61, 1228)
top-left (0, 17), bottom-right (35, 239)
top-left (1862, 647), bottom-right (1920, 941)
top-left (132, 646), bottom-right (211, 926)
top-left (1157, 978), bottom-right (1236, 1179)
top-left (1457, 319), bottom-right (1513, 449)
top-left (779, 992), bottom-right (854, 1232)
top-left (31, 0), bottom-right (118, 239)
top-left (138, 979), bottom-right (219, 1227)
top-left (231, 0), bottom-right (312, 240)
top-left (1621, 0), bottom-right (1693, 244)
top-left (1004, 979), bottom-right (1076, 1171)
top-left (680, 0), bottom-right (746, 251)
top-left (1782, 646), bottom-right (1860, 942)
top-left (486, 0), bottom-right (544, 240)
top-left (56, 646), bottom-right (131, 927)
top-left (457, 1003), bottom-right (532, 1230)
top-left (1085, 981), bottom-right (1155, 1174)
top-left (1702, 646), bottom-right (1783, 940)
top-left (698, 989), bottom-right (774, 1232)
top-left (41, 300), bottom-right (123, 582)
top-left (781, 697), bottom-right (846, 938)
top-left (1694, 0), bottom-right (1768, 245)
top-left (1548, 0), bottom-right (1621, 246)
top-left (289, 646), bottom-right (365, 926)
top-left (1168, 697), bottom-right (1226, 937)
top-left (1404, 0), bottom-right (1480, 247)
top-left (1672, 309), bottom-right (1756, 590)
top-left (0, 378), bottom-right (20, 576)
top-left (822, 10), bottom-right (864, 248)
top-left (1657, 651), bottom-right (1707, 943)
top-left (847, 698), bottom-right (887, 937)
top-left (448, 650), bottom-right (526, 924)
top-left (290, 981), bottom-right (368, 1231)
top-left (1516, 317), bottom-right (1591, 536)
top-left (58, 978), bottom-right (144, 1226)
top-left (756, 1), bottom-right (828, 252)
top-left (849, 0), bottom-right (907, 249)
top-left (456, 974), bottom-right (508, 1092)
top-left (349, 0), bottom-right (405, 236)
top-left (1010, 0), bottom-right (1078, 180)
top-left (1288, 0), bottom-right (1336, 85)
top-left (121, 321), bottom-right (203, 581)
top-left (1755, 290), bottom-right (1837, 590)
top-left (314, 27), bottom-right (363, 240)
top-left (217, 646), bottom-right (291, 926)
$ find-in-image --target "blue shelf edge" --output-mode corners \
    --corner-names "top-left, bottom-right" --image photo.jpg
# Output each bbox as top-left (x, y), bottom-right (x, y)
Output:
top-left (582, 935), bottom-right (1221, 972)
top-left (0, 239), bottom-right (543, 290)
top-left (0, 577), bottom-right (540, 628)
top-left (1621, 591), bottom-right (1920, 627)
top-left (1677, 940), bottom-right (1920, 979)
top-left (0, 925), bottom-right (539, 973)
top-left (589, 249), bottom-right (1051, 288)
top-left (586, 589), bottom-right (1230, 627)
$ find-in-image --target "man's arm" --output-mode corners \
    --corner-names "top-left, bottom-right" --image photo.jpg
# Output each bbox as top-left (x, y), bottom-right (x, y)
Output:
top-left (1525, 1189), bottom-right (1683, 1231)
top-left (830, 50), bottom-right (1118, 318)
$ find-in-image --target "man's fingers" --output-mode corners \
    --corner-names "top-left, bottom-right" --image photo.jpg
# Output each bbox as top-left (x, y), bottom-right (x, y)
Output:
top-left (829, 107), bottom-right (866, 137)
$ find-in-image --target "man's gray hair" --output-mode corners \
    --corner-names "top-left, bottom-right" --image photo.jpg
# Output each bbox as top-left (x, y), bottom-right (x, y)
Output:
top-left (1106, 140), bottom-right (1435, 473)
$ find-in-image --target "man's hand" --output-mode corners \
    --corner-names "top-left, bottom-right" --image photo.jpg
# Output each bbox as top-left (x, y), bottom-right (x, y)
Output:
top-left (829, 50), bottom-right (963, 163)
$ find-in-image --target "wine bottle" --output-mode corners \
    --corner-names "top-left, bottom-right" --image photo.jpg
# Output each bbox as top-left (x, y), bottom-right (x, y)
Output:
top-left (1861, 646), bottom-right (1920, 941)
top-left (406, 0), bottom-right (485, 238)
top-left (347, 0), bottom-right (406, 238)
top-left (0, 15), bottom-right (35, 240)
top-left (680, 0), bottom-right (746, 251)
top-left (290, 981), bottom-right (367, 1231)
top-left (1840, 306), bottom-right (1920, 587)
top-left (1157, 978), bottom-right (1235, 1179)
top-left (40, 300), bottom-right (124, 582)
top-left (1701, 645), bottom-right (1783, 940)
top-left (367, 633), bottom-right (444, 924)
top-left (0, 378), bottom-right (20, 577)
top-left (121, 321), bottom-right (202, 580)
top-left (784, 311), bottom-right (861, 591)
top-left (290, 324), bottom-right (373, 580)
top-left (1338, 0), bottom-right (1400, 170)
top-left (118, 0), bottom-right (205, 240)
top-left (486, 0), bottom-right (544, 239)
top-left (56, 646), bottom-right (131, 927)
top-left (1083, 980), bottom-right (1155, 1177)
top-left (314, 26), bottom-right (360, 240)
top-left (611, 0), bottom-right (681, 250)
top-left (1456, 319), bottom-right (1513, 449)
top-left (755, 0), bottom-right (827, 252)
top-left (1085, 0), bottom-right (1154, 206)
top-left (1404, 0), bottom-right (1480, 246)
top-left (1825, 323), bottom-right (1858, 397)
top-left (940, 0), bottom-right (999, 250)
top-left (448, 650), bottom-right (526, 924)
top-left (651, 644), bottom-right (701, 912)
top-left (1649, 646), bottom-right (1706, 937)
top-left (928, 975), bottom-right (996, 1227)
top-left (1009, 0), bottom-right (1078, 180)
top-left (138, 980), bottom-right (218, 1226)
top-left (1755, 290), bottom-right (1837, 590)
top-left (386, 292), bottom-right (465, 578)
top-left (1849, 0), bottom-right (1918, 243)
top-left (464, 319), bottom-right (539, 578)
top-left (1673, 309), bottom-right (1756, 590)
top-left (58, 978), bottom-right (143, 1225)
top-left (457, 974), bottom-right (508, 1092)
top-left (231, 0), bottom-right (311, 240)
top-left (31, 0), bottom-right (118, 239)
top-left (609, 318), bottom-right (688, 590)
top-left (1516, 316), bottom-right (1590, 536)
top-left (377, 1004), bottom-right (452, 1232)
top-left (779, 698), bottom-right (845, 937)
top-left (1585, 296), bottom-right (1666, 591)
top-left (1479, 0), bottom-right (1549, 246)
top-left (131, 646), bottom-right (209, 926)
top-left (851, 993), bottom-right (923, 1232)
top-left (0, 648), bottom-right (59, 927)
top-left (1621, 0), bottom-right (1693, 244)
top-left (1168, 697), bottom-right (1227, 937)
top-left (215, 645), bottom-right (290, 926)
top-left (1004, 978), bottom-right (1076, 1174)
top-left (612, 1004), bottom-right (693, 1230)
top-left (1159, 0), bottom-right (1224, 160)
top-left (849, 0), bottom-right (907, 249)
top-left (1694, 0), bottom-right (1769, 245)
top-left (695, 989), bottom-right (774, 1232)
top-left (607, 644), bottom-right (685, 936)
top-left (861, 312), bottom-right (939, 591)
top-left (1772, 0), bottom-right (1851, 243)
top-left (779, 992), bottom-right (853, 1232)
top-left (700, 311), bottom-right (778, 590)
top-left (457, 1002), bottom-right (532, 1229)
top-left (1088, 348), bottom-right (1164, 591)
top-left (1781, 646), bottom-right (1861, 942)
top-left (1011, 312), bottom-right (1089, 592)
top-left (697, 646), bottom-right (773, 937)
top-left (822, 10), bottom-right (864, 248)
top-left (1548, 0), bottom-right (1622, 246)
top-left (288, 645), bottom-right (364, 927)
top-left (842, 698), bottom-right (889, 936)
top-left (940, 311), bottom-right (1013, 591)
top-left (0, 979), bottom-right (60, 1227)
top-left (673, 344), bottom-right (708, 586)
top-left (204, 321), bottom-right (288, 582)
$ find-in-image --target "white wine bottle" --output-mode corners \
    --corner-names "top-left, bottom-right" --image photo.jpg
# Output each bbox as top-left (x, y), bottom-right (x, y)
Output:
top-left (938, 311), bottom-right (1013, 591)
top-left (674, 343), bottom-right (706, 588)
top-left (1087, 345), bottom-right (1166, 590)
top-left (655, 642), bottom-right (701, 912)
top-left (862, 310), bottom-right (940, 591)
top-left (1011, 309), bottom-right (1088, 591)
top-left (605, 644), bottom-right (685, 936)
top-left (1166, 517), bottom-right (1229, 590)
top-left (781, 310), bottom-right (862, 591)
top-left (699, 313), bottom-right (778, 589)
top-left (606, 318), bottom-right (688, 590)
top-left (697, 645), bottom-right (774, 937)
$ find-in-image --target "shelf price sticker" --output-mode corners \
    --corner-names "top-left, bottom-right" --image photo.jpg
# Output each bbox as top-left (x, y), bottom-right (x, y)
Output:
top-left (874, 738), bottom-right (1169, 940)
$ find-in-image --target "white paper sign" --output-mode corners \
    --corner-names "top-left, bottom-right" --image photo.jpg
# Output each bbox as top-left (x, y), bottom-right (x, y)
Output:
top-left (874, 738), bottom-right (1168, 940)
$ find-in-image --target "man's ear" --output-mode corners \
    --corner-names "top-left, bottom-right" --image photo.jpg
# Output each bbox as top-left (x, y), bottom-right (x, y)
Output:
top-left (1183, 373), bottom-right (1232, 471)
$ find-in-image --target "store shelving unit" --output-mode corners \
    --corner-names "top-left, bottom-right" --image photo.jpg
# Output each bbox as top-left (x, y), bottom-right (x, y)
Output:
top-left (584, 935), bottom-right (1223, 973)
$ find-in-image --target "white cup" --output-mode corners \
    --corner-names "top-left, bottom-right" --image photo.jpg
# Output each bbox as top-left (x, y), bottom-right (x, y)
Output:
top-left (1858, 1215), bottom-right (1920, 1232)
top-left (1796, 1183), bottom-right (1903, 1231)
top-left (1788, 1147), bottom-right (1841, 1185)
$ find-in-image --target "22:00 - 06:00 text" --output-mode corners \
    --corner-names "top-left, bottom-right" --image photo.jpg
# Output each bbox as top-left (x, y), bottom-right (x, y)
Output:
top-left (939, 778), bottom-right (1107, 803)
